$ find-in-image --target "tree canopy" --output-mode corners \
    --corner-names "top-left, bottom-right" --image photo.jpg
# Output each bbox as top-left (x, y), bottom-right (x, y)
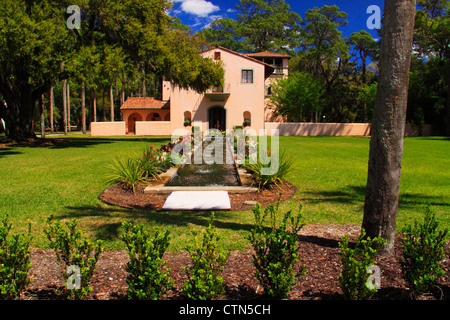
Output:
top-left (0, 0), bottom-right (224, 139)
top-left (202, 0), bottom-right (302, 54)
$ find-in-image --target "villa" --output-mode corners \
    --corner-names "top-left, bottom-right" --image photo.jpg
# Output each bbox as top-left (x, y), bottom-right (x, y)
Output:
top-left (119, 46), bottom-right (290, 136)
top-left (91, 46), bottom-right (377, 137)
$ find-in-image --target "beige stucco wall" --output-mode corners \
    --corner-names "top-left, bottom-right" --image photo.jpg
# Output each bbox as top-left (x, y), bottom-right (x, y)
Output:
top-left (264, 123), bottom-right (433, 137)
top-left (91, 122), bottom-right (126, 136)
top-left (168, 47), bottom-right (267, 133)
top-left (135, 121), bottom-right (172, 136)
top-left (265, 122), bottom-right (372, 136)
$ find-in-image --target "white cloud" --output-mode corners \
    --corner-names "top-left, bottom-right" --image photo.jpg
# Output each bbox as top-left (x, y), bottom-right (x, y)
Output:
top-left (178, 0), bottom-right (220, 18)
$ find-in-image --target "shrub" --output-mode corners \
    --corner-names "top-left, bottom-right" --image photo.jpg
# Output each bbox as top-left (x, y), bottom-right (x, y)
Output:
top-left (0, 216), bottom-right (32, 300)
top-left (182, 213), bottom-right (229, 300)
top-left (121, 222), bottom-right (173, 300)
top-left (338, 228), bottom-right (385, 300)
top-left (245, 148), bottom-right (294, 190)
top-left (399, 208), bottom-right (448, 296)
top-left (106, 157), bottom-right (147, 194)
top-left (247, 199), bottom-right (306, 299)
top-left (44, 216), bottom-right (103, 300)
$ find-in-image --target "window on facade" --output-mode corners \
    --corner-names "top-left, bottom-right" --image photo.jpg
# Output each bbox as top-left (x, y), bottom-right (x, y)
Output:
top-left (241, 70), bottom-right (253, 83)
top-left (214, 52), bottom-right (221, 60)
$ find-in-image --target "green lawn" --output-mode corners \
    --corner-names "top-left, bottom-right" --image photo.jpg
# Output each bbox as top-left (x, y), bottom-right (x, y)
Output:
top-left (1, 135), bottom-right (449, 251)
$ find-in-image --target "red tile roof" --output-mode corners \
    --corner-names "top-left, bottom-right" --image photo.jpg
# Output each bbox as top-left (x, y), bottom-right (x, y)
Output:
top-left (120, 97), bottom-right (170, 110)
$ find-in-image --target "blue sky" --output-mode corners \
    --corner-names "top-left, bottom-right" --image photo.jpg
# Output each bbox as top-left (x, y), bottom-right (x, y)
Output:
top-left (170, 0), bottom-right (384, 40)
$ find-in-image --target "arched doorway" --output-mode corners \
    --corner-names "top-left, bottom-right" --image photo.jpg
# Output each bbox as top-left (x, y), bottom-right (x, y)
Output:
top-left (208, 106), bottom-right (226, 131)
top-left (127, 112), bottom-right (142, 134)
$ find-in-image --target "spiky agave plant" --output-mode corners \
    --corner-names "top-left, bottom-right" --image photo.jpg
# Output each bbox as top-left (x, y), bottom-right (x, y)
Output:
top-left (245, 148), bottom-right (294, 190)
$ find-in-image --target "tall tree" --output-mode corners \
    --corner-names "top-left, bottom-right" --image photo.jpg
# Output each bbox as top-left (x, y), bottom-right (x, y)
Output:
top-left (0, 0), bottom-right (224, 140)
top-left (413, 0), bottom-right (450, 135)
top-left (301, 5), bottom-right (349, 78)
top-left (49, 86), bottom-right (54, 133)
top-left (62, 79), bottom-right (67, 135)
top-left (0, 0), bottom-right (70, 139)
top-left (362, 0), bottom-right (417, 255)
top-left (236, 0), bottom-right (302, 53)
top-left (202, 0), bottom-right (302, 54)
top-left (349, 30), bottom-right (380, 121)
top-left (349, 30), bottom-right (379, 85)
top-left (270, 72), bottom-right (324, 122)
top-left (202, 18), bottom-right (248, 52)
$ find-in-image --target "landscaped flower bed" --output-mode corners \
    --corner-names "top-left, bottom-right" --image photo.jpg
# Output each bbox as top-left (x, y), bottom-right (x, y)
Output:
top-left (2, 207), bottom-right (448, 301)
top-left (20, 225), bottom-right (450, 300)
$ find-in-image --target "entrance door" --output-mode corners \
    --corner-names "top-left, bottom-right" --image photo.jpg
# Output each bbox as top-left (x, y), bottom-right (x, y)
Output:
top-left (208, 106), bottom-right (226, 131)
top-left (127, 112), bottom-right (142, 134)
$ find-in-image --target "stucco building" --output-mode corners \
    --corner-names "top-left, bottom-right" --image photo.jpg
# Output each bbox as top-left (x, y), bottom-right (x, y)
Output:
top-left (119, 46), bottom-right (290, 135)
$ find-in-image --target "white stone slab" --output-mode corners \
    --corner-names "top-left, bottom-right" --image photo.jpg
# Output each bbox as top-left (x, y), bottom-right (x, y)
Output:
top-left (162, 191), bottom-right (231, 211)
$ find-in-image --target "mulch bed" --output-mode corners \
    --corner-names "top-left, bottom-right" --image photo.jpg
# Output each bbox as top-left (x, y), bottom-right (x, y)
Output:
top-left (21, 224), bottom-right (450, 300)
top-left (18, 181), bottom-right (450, 300)
top-left (98, 180), bottom-right (298, 212)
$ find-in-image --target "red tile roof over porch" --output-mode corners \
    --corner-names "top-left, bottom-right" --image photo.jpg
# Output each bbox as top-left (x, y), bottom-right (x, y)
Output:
top-left (120, 97), bottom-right (170, 110)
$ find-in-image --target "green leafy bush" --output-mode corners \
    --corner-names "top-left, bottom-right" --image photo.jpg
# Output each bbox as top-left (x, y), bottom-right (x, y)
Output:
top-left (247, 199), bottom-right (306, 299)
top-left (121, 222), bottom-right (173, 300)
top-left (338, 228), bottom-right (385, 300)
top-left (399, 208), bottom-right (448, 296)
top-left (182, 213), bottom-right (229, 300)
top-left (44, 216), bottom-right (103, 300)
top-left (0, 216), bottom-right (32, 300)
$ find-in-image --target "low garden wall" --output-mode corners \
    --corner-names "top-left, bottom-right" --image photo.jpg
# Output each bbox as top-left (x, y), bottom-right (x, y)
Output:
top-left (264, 122), bottom-right (371, 136)
top-left (135, 121), bottom-right (172, 136)
top-left (91, 122), bottom-right (126, 136)
top-left (89, 121), bottom-right (432, 137)
top-left (264, 122), bottom-right (432, 137)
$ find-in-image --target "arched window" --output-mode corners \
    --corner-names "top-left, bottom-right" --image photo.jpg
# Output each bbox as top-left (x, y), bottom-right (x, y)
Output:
top-left (184, 111), bottom-right (192, 126)
top-left (243, 111), bottom-right (251, 127)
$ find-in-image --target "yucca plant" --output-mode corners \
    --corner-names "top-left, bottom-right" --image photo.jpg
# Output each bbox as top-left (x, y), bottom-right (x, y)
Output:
top-left (106, 157), bottom-right (147, 194)
top-left (245, 148), bottom-right (294, 190)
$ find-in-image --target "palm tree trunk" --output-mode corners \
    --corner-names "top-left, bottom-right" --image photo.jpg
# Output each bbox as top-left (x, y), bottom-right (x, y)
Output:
top-left (67, 80), bottom-right (71, 132)
top-left (39, 94), bottom-right (45, 139)
top-left (110, 83), bottom-right (114, 121)
top-left (62, 79), bottom-right (67, 135)
top-left (93, 90), bottom-right (97, 122)
top-left (81, 81), bottom-right (86, 134)
top-left (49, 86), bottom-right (54, 133)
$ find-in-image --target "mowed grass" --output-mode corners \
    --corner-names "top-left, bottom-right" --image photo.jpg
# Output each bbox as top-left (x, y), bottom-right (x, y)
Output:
top-left (0, 135), bottom-right (448, 251)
